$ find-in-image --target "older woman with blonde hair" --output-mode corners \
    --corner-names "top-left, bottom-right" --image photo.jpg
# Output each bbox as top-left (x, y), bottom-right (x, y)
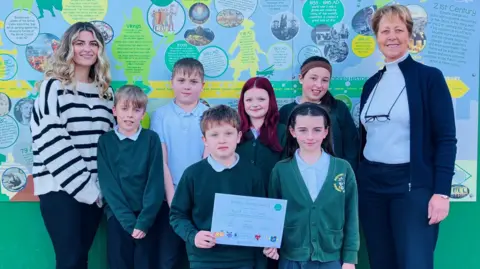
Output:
top-left (358, 5), bottom-right (456, 269)
top-left (30, 22), bottom-right (115, 269)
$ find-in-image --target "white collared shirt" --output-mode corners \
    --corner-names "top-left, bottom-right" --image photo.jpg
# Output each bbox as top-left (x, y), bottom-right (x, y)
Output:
top-left (207, 154), bottom-right (240, 172)
top-left (295, 150), bottom-right (330, 201)
top-left (114, 125), bottom-right (142, 141)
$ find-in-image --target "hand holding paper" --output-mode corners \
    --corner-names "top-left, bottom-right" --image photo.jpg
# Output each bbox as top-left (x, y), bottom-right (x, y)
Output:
top-left (195, 231), bottom-right (216, 248)
top-left (263, 247), bottom-right (279, 260)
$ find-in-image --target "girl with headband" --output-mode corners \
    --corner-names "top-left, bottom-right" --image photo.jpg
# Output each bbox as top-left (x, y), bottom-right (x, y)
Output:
top-left (279, 56), bottom-right (359, 171)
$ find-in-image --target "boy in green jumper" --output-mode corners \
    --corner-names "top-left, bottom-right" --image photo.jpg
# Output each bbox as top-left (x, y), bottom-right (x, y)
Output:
top-left (98, 85), bottom-right (164, 269)
top-left (170, 104), bottom-right (265, 269)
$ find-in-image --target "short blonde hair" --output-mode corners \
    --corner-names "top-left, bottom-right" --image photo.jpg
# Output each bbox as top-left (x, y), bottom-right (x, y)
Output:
top-left (371, 4), bottom-right (413, 36)
top-left (114, 85), bottom-right (148, 111)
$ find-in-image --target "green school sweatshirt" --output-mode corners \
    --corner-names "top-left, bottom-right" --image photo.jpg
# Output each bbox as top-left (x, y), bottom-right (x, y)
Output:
top-left (269, 156), bottom-right (359, 264)
top-left (170, 158), bottom-right (266, 268)
top-left (97, 129), bottom-right (164, 234)
top-left (236, 124), bottom-right (287, 191)
top-left (278, 100), bottom-right (359, 171)
top-left (234, 124), bottom-right (286, 269)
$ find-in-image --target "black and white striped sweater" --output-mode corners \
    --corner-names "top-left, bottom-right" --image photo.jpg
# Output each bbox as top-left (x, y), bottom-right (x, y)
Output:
top-left (30, 78), bottom-right (115, 204)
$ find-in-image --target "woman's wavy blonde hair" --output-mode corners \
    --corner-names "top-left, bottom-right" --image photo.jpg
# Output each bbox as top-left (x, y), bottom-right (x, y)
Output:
top-left (36, 22), bottom-right (112, 99)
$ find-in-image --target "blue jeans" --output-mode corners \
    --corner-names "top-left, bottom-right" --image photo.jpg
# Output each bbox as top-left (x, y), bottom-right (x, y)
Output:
top-left (279, 259), bottom-right (341, 269)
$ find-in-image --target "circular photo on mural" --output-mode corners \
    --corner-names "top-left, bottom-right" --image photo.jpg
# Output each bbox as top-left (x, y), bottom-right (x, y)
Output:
top-left (311, 24), bottom-right (331, 46)
top-left (25, 33), bottom-right (60, 73)
top-left (14, 98), bottom-right (34, 125)
top-left (351, 5), bottom-right (376, 36)
top-left (0, 92), bottom-right (12, 117)
top-left (409, 32), bottom-right (427, 54)
top-left (407, 5), bottom-right (428, 53)
top-left (91, 20), bottom-right (114, 44)
top-left (184, 26), bottom-right (215, 46)
top-left (324, 40), bottom-right (349, 63)
top-left (217, 9), bottom-right (244, 28)
top-left (331, 22), bottom-right (350, 40)
top-left (2, 167), bottom-right (27, 192)
top-left (189, 3), bottom-right (210, 24)
top-left (271, 12), bottom-right (299, 41)
top-left (147, 1), bottom-right (186, 36)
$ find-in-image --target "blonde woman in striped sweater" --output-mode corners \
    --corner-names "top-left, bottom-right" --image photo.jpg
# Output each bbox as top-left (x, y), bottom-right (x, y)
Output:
top-left (30, 22), bottom-right (114, 269)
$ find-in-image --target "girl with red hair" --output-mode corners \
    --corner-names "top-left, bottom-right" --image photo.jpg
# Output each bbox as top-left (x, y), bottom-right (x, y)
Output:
top-left (236, 76), bottom-right (286, 189)
top-left (236, 76), bottom-right (285, 269)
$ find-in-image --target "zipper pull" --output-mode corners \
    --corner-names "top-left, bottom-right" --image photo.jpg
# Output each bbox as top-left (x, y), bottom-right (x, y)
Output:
top-left (408, 183), bottom-right (411, 192)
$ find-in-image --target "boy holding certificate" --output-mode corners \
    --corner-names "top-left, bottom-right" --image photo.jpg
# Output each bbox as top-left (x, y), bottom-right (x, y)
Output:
top-left (170, 105), bottom-right (266, 269)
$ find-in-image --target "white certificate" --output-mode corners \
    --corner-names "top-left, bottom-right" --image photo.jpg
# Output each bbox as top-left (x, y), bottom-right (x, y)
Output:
top-left (210, 193), bottom-right (287, 248)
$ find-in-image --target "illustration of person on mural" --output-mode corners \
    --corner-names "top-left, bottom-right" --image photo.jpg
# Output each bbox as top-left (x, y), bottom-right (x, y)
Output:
top-left (14, 98), bottom-right (34, 125)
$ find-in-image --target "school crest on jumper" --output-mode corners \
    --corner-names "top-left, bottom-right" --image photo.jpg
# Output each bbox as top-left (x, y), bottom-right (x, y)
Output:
top-left (333, 173), bottom-right (345, 193)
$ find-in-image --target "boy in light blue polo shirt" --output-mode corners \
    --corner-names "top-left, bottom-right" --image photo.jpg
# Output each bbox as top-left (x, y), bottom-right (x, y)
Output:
top-left (150, 58), bottom-right (208, 269)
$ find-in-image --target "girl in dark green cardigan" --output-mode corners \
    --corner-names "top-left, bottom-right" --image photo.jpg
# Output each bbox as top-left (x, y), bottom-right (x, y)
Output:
top-left (236, 77), bottom-right (286, 269)
top-left (236, 76), bottom-right (286, 191)
top-left (278, 56), bottom-right (359, 171)
top-left (264, 103), bottom-right (359, 269)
